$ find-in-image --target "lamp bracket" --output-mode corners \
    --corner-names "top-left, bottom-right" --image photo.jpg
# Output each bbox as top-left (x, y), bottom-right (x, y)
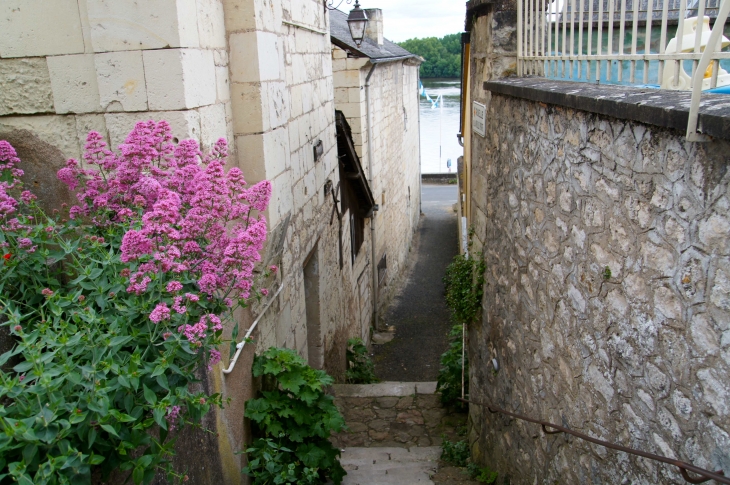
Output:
top-left (324, 0), bottom-right (356, 10)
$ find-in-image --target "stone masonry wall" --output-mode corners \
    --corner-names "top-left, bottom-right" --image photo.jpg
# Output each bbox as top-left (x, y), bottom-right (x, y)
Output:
top-left (467, 91), bottom-right (730, 484)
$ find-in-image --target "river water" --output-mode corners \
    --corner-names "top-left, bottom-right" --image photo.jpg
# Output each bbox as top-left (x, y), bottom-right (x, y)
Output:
top-left (419, 78), bottom-right (462, 174)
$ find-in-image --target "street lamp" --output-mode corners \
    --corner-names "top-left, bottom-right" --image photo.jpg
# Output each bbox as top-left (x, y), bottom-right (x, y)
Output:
top-left (347, 0), bottom-right (368, 47)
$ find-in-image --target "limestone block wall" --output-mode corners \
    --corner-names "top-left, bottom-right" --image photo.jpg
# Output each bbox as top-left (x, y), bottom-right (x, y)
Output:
top-left (467, 92), bottom-right (730, 483)
top-left (226, 0), bottom-right (365, 382)
top-left (331, 46), bottom-right (422, 321)
top-left (0, 0), bottom-right (232, 211)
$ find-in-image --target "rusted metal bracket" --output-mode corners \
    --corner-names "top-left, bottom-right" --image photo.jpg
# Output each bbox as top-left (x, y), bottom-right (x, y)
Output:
top-left (679, 467), bottom-right (726, 484)
top-left (459, 398), bottom-right (730, 484)
top-left (541, 424), bottom-right (562, 435)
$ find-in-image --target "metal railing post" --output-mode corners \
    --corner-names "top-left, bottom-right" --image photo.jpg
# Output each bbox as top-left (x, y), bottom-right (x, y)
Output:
top-left (686, 0), bottom-right (730, 141)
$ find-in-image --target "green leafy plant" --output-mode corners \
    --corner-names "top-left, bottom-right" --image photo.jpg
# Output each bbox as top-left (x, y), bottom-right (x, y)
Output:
top-left (438, 237), bottom-right (485, 407)
top-left (0, 124), bottom-right (273, 484)
top-left (442, 250), bottom-right (485, 326)
top-left (345, 338), bottom-right (378, 384)
top-left (467, 463), bottom-right (499, 484)
top-left (436, 325), bottom-right (468, 408)
top-left (243, 347), bottom-right (346, 485)
top-left (441, 438), bottom-right (470, 467)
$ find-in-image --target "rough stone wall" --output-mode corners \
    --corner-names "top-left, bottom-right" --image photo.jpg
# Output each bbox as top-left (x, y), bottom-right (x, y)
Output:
top-left (331, 45), bottom-right (422, 324)
top-left (467, 91), bottom-right (730, 483)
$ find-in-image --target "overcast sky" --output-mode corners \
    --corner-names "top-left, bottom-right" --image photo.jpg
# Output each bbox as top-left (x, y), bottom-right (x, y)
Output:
top-left (356, 0), bottom-right (466, 42)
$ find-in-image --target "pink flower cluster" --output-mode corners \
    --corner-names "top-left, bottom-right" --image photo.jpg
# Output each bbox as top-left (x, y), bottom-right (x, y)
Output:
top-left (178, 314), bottom-right (223, 344)
top-left (0, 141), bottom-right (24, 224)
top-left (208, 349), bottom-right (221, 370)
top-left (166, 405), bottom-right (182, 431)
top-left (57, 121), bottom-right (272, 310)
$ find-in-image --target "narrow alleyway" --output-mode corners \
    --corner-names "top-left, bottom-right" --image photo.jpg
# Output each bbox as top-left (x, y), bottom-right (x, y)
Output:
top-left (372, 184), bottom-right (459, 381)
top-left (328, 184), bottom-right (478, 485)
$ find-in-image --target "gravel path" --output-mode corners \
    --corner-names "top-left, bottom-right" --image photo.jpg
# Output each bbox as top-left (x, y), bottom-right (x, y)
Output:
top-left (372, 184), bottom-right (459, 382)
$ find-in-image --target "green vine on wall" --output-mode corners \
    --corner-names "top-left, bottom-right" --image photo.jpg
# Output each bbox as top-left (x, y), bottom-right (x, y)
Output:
top-left (438, 233), bottom-right (485, 407)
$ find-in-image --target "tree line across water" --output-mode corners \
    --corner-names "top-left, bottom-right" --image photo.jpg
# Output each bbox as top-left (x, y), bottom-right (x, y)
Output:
top-left (398, 33), bottom-right (461, 78)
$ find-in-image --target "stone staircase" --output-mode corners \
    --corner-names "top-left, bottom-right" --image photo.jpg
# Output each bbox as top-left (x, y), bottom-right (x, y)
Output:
top-left (330, 382), bottom-right (474, 485)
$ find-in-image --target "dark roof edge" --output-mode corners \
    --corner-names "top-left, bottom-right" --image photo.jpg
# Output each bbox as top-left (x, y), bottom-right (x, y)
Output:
top-left (331, 36), bottom-right (423, 64)
top-left (483, 77), bottom-right (730, 141)
top-left (331, 36), bottom-right (367, 57)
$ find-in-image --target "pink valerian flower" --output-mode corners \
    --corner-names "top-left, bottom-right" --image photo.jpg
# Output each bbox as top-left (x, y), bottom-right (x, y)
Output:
top-left (166, 280), bottom-right (183, 293)
top-left (166, 405), bottom-right (182, 431)
top-left (260, 288), bottom-right (269, 296)
top-left (269, 265), bottom-right (278, 273)
top-left (149, 302), bottom-right (171, 323)
top-left (41, 288), bottom-right (54, 297)
top-left (19, 191), bottom-right (36, 204)
top-left (178, 314), bottom-right (222, 343)
top-left (0, 188), bottom-right (18, 219)
top-left (57, 122), bottom-right (270, 307)
top-left (208, 349), bottom-right (221, 371)
top-left (185, 293), bottom-right (200, 302)
top-left (172, 296), bottom-right (186, 314)
top-left (17, 238), bottom-right (32, 249)
top-left (0, 141), bottom-right (24, 190)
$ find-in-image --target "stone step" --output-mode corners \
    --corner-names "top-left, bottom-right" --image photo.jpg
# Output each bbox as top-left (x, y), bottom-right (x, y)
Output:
top-left (330, 382), bottom-right (465, 448)
top-left (340, 446), bottom-right (440, 485)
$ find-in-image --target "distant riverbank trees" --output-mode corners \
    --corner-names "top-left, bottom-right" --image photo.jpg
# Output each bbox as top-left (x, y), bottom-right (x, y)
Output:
top-left (398, 34), bottom-right (461, 78)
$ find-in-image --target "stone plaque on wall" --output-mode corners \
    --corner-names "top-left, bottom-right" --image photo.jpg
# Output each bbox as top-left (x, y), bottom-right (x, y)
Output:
top-left (472, 101), bottom-right (486, 137)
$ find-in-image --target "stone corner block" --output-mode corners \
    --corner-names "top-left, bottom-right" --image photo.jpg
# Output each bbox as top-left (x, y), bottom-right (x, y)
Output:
top-left (0, 58), bottom-right (54, 116)
top-left (94, 51), bottom-right (148, 113)
top-left (0, 0), bottom-right (84, 58)
top-left (143, 49), bottom-right (216, 111)
top-left (47, 54), bottom-right (101, 114)
top-left (86, 0), bottom-right (200, 52)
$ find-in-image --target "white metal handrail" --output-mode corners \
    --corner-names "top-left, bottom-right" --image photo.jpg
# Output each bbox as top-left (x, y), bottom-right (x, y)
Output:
top-left (516, 0), bottom-right (730, 140)
top-left (222, 282), bottom-right (285, 375)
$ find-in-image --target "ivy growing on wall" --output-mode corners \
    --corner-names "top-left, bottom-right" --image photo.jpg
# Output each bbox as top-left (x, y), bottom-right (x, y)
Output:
top-left (438, 234), bottom-right (485, 407)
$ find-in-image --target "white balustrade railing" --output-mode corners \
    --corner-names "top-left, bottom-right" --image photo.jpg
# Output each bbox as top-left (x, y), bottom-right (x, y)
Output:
top-left (516, 0), bottom-right (730, 140)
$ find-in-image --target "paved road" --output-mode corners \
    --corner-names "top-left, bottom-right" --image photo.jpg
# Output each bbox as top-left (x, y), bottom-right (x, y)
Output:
top-left (372, 184), bottom-right (459, 381)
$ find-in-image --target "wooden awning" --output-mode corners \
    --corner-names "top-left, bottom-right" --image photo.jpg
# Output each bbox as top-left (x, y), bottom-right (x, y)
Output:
top-left (335, 110), bottom-right (375, 218)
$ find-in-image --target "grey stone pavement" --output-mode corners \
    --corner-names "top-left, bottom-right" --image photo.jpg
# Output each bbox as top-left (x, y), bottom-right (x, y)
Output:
top-left (372, 184), bottom-right (459, 381)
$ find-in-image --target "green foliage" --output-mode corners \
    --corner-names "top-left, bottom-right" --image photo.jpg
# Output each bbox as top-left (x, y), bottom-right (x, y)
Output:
top-left (438, 244), bottom-right (485, 407)
top-left (441, 438), bottom-right (470, 467)
top-left (443, 251), bottom-right (486, 326)
top-left (0, 203), bottom-right (224, 484)
top-left (345, 338), bottom-right (377, 384)
top-left (243, 348), bottom-right (346, 485)
top-left (436, 325), bottom-right (468, 408)
top-left (241, 439), bottom-right (322, 485)
top-left (398, 33), bottom-right (462, 78)
top-left (468, 463), bottom-right (499, 484)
